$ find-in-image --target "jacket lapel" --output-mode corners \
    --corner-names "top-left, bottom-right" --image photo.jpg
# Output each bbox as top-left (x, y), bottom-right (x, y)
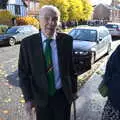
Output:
top-left (56, 33), bottom-right (64, 77)
top-left (32, 33), bottom-right (46, 74)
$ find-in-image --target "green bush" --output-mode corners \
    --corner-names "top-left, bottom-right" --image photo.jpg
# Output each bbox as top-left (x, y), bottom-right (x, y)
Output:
top-left (16, 16), bottom-right (40, 29)
top-left (0, 10), bottom-right (14, 26)
top-left (0, 25), bottom-right (9, 34)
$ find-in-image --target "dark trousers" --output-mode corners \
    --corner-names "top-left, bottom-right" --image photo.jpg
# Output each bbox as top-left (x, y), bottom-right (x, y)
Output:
top-left (36, 88), bottom-right (71, 120)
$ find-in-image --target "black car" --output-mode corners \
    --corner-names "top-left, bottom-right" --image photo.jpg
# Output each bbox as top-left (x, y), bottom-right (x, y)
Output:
top-left (0, 25), bottom-right (39, 46)
top-left (68, 26), bottom-right (112, 73)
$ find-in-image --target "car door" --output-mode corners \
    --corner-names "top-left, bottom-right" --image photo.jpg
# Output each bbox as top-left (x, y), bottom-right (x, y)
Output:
top-left (23, 26), bottom-right (37, 37)
top-left (28, 26), bottom-right (39, 35)
top-left (16, 27), bottom-right (29, 41)
top-left (22, 27), bottom-right (31, 38)
top-left (96, 28), bottom-right (107, 59)
top-left (15, 27), bottom-right (25, 42)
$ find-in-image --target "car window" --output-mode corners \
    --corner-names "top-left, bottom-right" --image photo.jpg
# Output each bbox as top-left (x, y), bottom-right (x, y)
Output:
top-left (18, 27), bottom-right (25, 32)
top-left (69, 29), bottom-right (97, 41)
top-left (6, 27), bottom-right (18, 34)
top-left (23, 27), bottom-right (30, 32)
top-left (105, 24), bottom-right (118, 29)
top-left (99, 28), bottom-right (109, 38)
top-left (99, 29), bottom-right (104, 38)
top-left (27, 26), bottom-right (34, 31)
top-left (29, 26), bottom-right (38, 32)
top-left (103, 29), bottom-right (109, 36)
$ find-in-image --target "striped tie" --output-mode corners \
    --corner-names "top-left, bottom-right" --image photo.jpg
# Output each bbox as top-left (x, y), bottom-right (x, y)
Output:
top-left (44, 39), bottom-right (56, 96)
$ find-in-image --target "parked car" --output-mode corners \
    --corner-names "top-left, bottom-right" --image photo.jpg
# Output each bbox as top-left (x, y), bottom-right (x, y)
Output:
top-left (0, 25), bottom-right (39, 46)
top-left (68, 26), bottom-right (112, 72)
top-left (105, 22), bottom-right (120, 37)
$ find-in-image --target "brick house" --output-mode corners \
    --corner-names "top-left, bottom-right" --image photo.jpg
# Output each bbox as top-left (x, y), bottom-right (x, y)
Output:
top-left (0, 0), bottom-right (27, 16)
top-left (92, 0), bottom-right (120, 23)
top-left (24, 0), bottom-right (40, 17)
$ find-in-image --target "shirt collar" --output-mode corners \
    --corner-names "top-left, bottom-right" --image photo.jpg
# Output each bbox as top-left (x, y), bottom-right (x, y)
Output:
top-left (41, 32), bottom-right (56, 43)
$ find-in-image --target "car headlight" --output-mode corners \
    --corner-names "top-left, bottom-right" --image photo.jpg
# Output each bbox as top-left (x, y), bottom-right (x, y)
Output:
top-left (74, 51), bottom-right (79, 54)
top-left (73, 51), bottom-right (89, 55)
top-left (79, 51), bottom-right (89, 55)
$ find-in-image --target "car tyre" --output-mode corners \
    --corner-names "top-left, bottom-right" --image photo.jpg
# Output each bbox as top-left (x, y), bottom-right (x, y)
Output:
top-left (9, 38), bottom-right (16, 46)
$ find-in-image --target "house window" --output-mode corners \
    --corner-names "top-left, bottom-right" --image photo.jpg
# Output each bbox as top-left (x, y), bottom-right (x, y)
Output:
top-left (15, 5), bottom-right (21, 15)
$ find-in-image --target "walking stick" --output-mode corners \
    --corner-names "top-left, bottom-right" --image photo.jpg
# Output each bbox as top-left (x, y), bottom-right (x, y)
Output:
top-left (73, 100), bottom-right (76, 120)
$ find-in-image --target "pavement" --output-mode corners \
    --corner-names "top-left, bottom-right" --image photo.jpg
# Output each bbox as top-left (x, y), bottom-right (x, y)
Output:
top-left (71, 61), bottom-right (108, 120)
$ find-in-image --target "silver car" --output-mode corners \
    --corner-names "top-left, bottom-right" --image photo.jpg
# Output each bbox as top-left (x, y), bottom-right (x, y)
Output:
top-left (68, 26), bottom-right (112, 72)
top-left (105, 22), bottom-right (120, 37)
top-left (0, 25), bottom-right (39, 46)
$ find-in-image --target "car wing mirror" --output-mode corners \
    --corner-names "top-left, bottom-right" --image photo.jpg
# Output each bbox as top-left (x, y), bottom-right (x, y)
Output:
top-left (97, 37), bottom-right (102, 43)
top-left (99, 37), bottom-right (102, 41)
top-left (16, 31), bottom-right (20, 33)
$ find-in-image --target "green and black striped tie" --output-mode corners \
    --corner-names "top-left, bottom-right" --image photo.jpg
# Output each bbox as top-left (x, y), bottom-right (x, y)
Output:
top-left (44, 39), bottom-right (56, 96)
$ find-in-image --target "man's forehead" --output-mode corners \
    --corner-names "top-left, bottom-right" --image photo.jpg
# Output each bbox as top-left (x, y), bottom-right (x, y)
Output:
top-left (41, 8), bottom-right (59, 17)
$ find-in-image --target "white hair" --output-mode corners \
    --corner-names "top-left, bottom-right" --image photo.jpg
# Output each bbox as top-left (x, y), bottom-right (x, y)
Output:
top-left (39, 5), bottom-right (60, 17)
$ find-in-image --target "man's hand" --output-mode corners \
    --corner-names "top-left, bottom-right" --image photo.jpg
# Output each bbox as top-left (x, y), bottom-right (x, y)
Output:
top-left (25, 101), bottom-right (36, 119)
top-left (25, 101), bottom-right (32, 113)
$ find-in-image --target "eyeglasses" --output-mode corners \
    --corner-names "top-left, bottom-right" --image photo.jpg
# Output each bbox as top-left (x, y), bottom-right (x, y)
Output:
top-left (40, 16), bottom-right (59, 21)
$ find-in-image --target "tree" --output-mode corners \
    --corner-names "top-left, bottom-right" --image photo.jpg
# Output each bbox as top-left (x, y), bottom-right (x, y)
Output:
top-left (38, 0), bottom-right (93, 22)
top-left (0, 10), bottom-right (14, 25)
top-left (39, 0), bottom-right (69, 22)
top-left (81, 0), bottom-right (93, 20)
top-left (67, 0), bottom-right (83, 21)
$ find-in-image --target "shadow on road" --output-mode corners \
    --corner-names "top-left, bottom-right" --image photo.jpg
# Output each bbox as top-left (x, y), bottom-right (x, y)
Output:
top-left (0, 44), bottom-right (10, 47)
top-left (6, 70), bottom-right (20, 87)
top-left (0, 42), bottom-right (20, 48)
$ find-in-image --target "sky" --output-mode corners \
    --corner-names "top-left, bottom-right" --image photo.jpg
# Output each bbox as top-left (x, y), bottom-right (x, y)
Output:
top-left (91, 0), bottom-right (112, 5)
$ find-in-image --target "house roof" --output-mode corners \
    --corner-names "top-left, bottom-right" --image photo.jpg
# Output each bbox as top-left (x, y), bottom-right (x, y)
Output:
top-left (95, 3), bottom-right (120, 10)
top-left (95, 3), bottom-right (111, 9)
top-left (22, 0), bottom-right (28, 7)
top-left (0, 0), bottom-right (27, 8)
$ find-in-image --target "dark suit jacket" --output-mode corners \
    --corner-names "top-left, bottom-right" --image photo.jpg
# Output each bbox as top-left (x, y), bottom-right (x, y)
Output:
top-left (105, 45), bottom-right (120, 110)
top-left (18, 32), bottom-right (77, 107)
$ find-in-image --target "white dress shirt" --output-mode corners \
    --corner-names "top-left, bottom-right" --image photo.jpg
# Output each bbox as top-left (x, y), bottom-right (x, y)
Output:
top-left (41, 32), bottom-right (62, 89)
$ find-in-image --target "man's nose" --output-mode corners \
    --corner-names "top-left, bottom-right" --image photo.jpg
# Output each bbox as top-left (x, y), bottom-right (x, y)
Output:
top-left (48, 17), bottom-right (55, 24)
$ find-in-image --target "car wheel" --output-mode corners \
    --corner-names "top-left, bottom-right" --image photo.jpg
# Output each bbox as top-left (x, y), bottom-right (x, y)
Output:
top-left (9, 38), bottom-right (16, 46)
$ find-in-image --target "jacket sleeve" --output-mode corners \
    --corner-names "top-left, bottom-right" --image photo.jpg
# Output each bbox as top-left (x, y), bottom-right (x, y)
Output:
top-left (107, 45), bottom-right (120, 110)
top-left (71, 62), bottom-right (77, 94)
top-left (70, 36), bottom-right (77, 94)
top-left (18, 40), bottom-right (33, 102)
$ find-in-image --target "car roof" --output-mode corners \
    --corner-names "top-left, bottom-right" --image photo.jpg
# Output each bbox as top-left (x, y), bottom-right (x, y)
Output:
top-left (72, 25), bottom-right (105, 30)
top-left (10, 25), bottom-right (35, 29)
top-left (106, 22), bottom-right (120, 25)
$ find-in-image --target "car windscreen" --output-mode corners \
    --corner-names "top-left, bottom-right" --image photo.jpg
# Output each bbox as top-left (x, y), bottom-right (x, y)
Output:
top-left (69, 29), bottom-right (97, 41)
top-left (105, 24), bottom-right (118, 29)
top-left (6, 27), bottom-right (18, 34)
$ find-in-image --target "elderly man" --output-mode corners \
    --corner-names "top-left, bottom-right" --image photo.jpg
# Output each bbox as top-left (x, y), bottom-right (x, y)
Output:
top-left (18, 5), bottom-right (77, 120)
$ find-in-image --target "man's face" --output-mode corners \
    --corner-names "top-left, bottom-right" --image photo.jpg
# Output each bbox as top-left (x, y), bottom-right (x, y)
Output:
top-left (39, 8), bottom-right (60, 37)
